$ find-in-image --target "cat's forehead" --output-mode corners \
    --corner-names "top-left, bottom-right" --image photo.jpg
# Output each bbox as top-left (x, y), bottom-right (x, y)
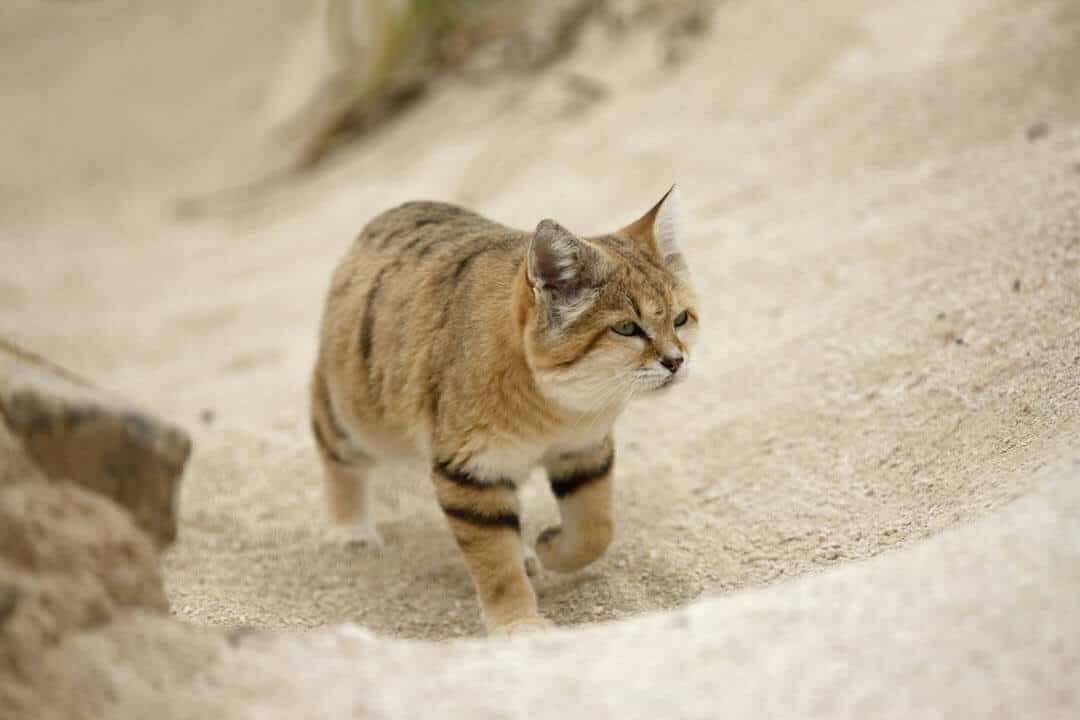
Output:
top-left (593, 233), bottom-right (682, 308)
top-left (609, 258), bottom-right (677, 311)
top-left (634, 293), bottom-right (669, 316)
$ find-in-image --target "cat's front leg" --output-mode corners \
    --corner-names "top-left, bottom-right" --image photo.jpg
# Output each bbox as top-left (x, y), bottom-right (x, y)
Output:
top-left (537, 435), bottom-right (615, 573)
top-left (433, 461), bottom-right (552, 635)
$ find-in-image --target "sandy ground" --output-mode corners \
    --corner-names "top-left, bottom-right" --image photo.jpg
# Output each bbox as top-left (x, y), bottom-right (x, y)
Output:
top-left (3, 0), bottom-right (1080, 646)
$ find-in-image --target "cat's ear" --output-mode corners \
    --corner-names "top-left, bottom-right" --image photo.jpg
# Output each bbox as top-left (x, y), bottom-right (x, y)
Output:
top-left (527, 219), bottom-right (609, 308)
top-left (622, 185), bottom-right (685, 267)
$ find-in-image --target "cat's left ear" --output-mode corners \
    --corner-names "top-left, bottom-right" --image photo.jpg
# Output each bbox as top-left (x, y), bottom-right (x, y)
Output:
top-left (622, 185), bottom-right (685, 269)
top-left (528, 218), bottom-right (610, 295)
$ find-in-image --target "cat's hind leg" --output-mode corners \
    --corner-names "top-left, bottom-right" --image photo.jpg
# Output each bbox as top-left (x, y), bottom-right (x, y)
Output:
top-left (312, 372), bottom-right (382, 548)
top-left (318, 450), bottom-right (382, 548)
top-left (537, 436), bottom-right (615, 572)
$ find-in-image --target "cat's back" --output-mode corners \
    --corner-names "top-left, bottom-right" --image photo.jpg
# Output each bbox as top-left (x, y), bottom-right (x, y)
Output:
top-left (316, 200), bottom-right (529, 446)
top-left (331, 198), bottom-right (524, 302)
top-left (355, 200), bottom-right (504, 256)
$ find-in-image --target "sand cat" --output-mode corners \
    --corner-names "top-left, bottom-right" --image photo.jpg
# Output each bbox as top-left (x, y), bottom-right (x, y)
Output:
top-left (311, 187), bottom-right (698, 634)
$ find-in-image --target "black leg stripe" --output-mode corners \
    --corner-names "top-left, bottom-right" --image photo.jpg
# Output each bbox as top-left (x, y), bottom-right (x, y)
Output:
top-left (316, 372), bottom-right (352, 443)
top-left (311, 419), bottom-right (349, 465)
top-left (433, 460), bottom-right (515, 490)
top-left (441, 505), bottom-right (521, 532)
top-left (359, 265), bottom-right (388, 363)
top-left (550, 454), bottom-right (614, 499)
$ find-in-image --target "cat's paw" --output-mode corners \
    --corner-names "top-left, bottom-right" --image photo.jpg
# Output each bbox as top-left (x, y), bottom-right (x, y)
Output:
top-left (490, 615), bottom-right (555, 637)
top-left (324, 522), bottom-right (384, 550)
top-left (535, 525), bottom-right (566, 571)
top-left (535, 523), bottom-right (610, 573)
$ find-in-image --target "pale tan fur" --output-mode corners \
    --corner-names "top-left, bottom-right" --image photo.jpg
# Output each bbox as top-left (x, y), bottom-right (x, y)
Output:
top-left (311, 188), bottom-right (699, 634)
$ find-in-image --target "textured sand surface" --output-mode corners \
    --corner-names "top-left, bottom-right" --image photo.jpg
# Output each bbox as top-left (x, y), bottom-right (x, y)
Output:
top-left (2, 0), bottom-right (1079, 710)
top-left (132, 455), bottom-right (1080, 719)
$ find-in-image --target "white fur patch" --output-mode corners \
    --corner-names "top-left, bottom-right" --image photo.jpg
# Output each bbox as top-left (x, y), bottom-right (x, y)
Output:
top-left (548, 235), bottom-right (579, 283)
top-left (325, 520), bottom-right (383, 548)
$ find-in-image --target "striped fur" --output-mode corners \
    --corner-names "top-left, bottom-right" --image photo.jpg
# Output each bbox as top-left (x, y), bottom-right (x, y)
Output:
top-left (311, 188), bottom-right (699, 634)
top-left (549, 452), bottom-right (614, 498)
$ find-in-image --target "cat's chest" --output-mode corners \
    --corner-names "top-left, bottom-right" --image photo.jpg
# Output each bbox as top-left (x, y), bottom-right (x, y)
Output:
top-left (470, 417), bottom-right (616, 481)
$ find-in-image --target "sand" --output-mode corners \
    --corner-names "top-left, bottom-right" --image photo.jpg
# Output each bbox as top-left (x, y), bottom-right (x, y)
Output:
top-left (2, 0), bottom-right (1079, 682)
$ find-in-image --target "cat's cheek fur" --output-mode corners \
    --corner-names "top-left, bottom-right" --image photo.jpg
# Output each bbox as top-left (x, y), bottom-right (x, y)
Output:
top-left (527, 335), bottom-right (638, 413)
top-left (534, 360), bottom-right (633, 414)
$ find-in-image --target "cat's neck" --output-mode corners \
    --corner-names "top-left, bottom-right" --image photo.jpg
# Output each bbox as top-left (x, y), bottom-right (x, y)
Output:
top-left (506, 261), bottom-right (624, 428)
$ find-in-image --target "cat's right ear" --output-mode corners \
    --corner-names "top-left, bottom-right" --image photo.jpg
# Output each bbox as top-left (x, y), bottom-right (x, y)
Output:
top-left (527, 219), bottom-right (608, 311)
top-left (621, 185), bottom-right (686, 272)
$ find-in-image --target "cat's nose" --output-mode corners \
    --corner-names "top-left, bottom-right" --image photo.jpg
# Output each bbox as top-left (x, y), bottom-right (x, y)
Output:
top-left (660, 354), bottom-right (684, 373)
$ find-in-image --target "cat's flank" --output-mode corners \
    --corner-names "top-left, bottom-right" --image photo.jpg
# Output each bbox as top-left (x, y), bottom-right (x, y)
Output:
top-left (311, 187), bottom-right (699, 635)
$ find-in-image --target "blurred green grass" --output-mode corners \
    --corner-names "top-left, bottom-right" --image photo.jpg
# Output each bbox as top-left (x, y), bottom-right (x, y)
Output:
top-left (293, 0), bottom-right (526, 168)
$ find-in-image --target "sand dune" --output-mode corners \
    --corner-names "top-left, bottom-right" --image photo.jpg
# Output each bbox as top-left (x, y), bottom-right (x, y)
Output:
top-left (2, 0), bottom-right (1078, 716)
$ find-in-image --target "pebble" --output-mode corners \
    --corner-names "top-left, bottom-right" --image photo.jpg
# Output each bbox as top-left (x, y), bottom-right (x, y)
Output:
top-left (1026, 122), bottom-right (1049, 141)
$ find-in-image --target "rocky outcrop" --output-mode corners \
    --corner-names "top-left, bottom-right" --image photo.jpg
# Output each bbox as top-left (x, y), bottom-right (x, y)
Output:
top-left (0, 339), bottom-right (193, 718)
top-left (0, 483), bottom-right (167, 690)
top-left (0, 339), bottom-right (192, 548)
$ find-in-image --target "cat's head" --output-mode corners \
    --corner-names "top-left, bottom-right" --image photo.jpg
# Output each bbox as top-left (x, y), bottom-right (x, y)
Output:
top-left (521, 187), bottom-right (700, 413)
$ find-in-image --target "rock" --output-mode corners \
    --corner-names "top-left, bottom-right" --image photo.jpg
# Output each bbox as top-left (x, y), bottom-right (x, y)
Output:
top-left (0, 482), bottom-right (167, 692)
top-left (1025, 121), bottom-right (1050, 141)
top-left (0, 338), bottom-right (192, 548)
top-left (0, 482), bottom-right (166, 610)
top-left (0, 339), bottom-right (182, 718)
top-left (4, 611), bottom-right (224, 720)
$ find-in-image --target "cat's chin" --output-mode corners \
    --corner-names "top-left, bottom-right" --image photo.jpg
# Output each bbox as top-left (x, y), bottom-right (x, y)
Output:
top-left (647, 371), bottom-right (689, 394)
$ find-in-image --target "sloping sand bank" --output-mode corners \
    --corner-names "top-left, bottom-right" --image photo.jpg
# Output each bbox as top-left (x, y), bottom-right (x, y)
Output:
top-left (2, 0), bottom-right (1078, 716)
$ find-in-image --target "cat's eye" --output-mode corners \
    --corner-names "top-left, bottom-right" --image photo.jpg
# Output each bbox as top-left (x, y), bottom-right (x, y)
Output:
top-left (674, 310), bottom-right (689, 327)
top-left (611, 321), bottom-right (642, 337)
